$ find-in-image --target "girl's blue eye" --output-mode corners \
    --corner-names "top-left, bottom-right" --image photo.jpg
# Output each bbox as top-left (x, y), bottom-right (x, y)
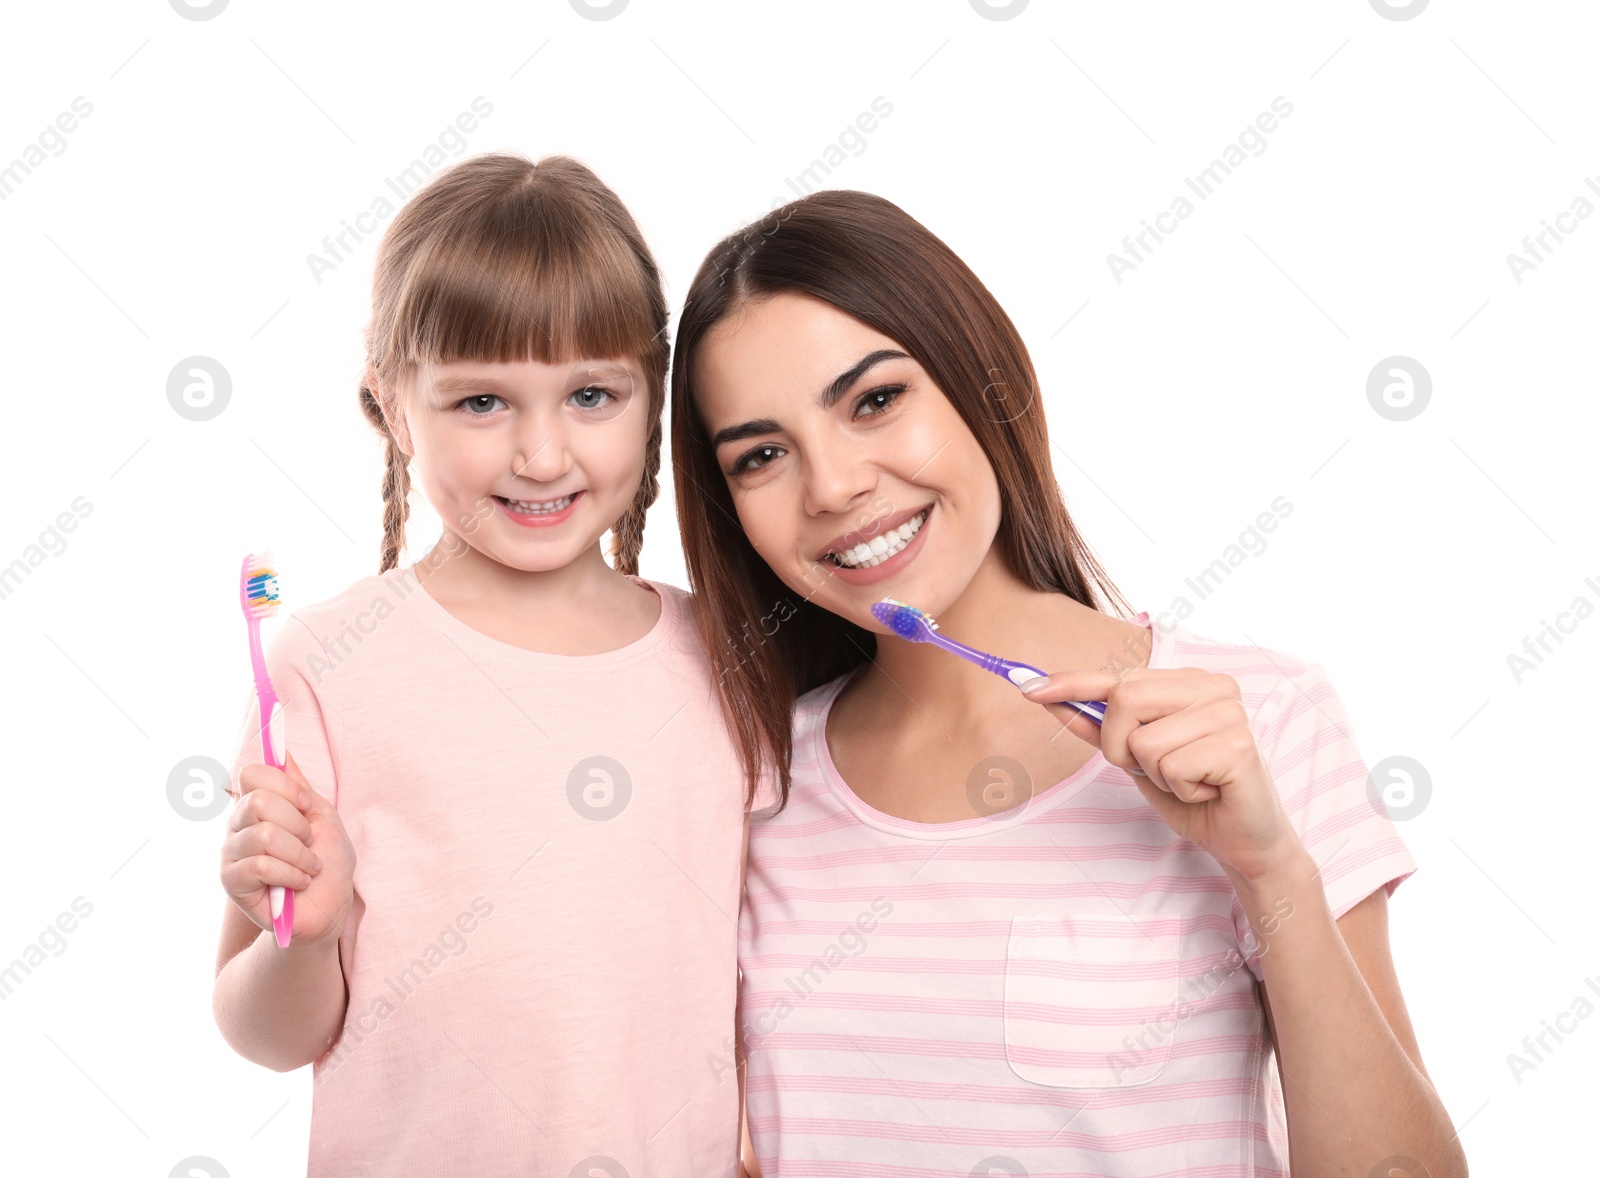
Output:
top-left (571, 386), bottom-right (616, 412)
top-left (455, 388), bottom-right (618, 416)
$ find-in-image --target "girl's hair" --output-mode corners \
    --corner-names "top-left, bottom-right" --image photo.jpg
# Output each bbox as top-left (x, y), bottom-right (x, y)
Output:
top-left (357, 152), bottom-right (670, 576)
top-left (669, 190), bottom-right (1132, 811)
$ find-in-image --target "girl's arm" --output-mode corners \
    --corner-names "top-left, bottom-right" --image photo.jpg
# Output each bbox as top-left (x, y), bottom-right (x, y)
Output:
top-left (213, 613), bottom-right (354, 1072)
top-left (213, 897), bottom-right (348, 1072)
top-left (740, 1104), bottom-right (761, 1178)
top-left (1237, 855), bottom-right (1467, 1177)
top-left (738, 814), bottom-right (763, 1178)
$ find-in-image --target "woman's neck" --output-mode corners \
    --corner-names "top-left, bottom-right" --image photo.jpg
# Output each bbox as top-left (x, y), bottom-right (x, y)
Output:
top-left (851, 549), bottom-right (1148, 734)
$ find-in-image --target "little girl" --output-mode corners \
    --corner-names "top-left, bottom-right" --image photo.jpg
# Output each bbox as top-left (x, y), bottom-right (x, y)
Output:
top-left (668, 192), bottom-right (1468, 1175)
top-left (213, 153), bottom-right (765, 1176)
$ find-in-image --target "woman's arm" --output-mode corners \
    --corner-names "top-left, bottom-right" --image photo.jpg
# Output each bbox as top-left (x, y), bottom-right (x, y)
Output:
top-left (1238, 857), bottom-right (1468, 1177)
top-left (1020, 664), bottom-right (1467, 1176)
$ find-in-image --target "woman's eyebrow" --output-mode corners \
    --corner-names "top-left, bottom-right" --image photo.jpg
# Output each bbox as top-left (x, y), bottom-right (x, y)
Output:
top-left (710, 348), bottom-right (911, 450)
top-left (711, 416), bottom-right (783, 450)
top-left (819, 349), bottom-right (909, 410)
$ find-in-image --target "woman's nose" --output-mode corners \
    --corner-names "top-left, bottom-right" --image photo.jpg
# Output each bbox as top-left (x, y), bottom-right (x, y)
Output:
top-left (802, 441), bottom-right (877, 517)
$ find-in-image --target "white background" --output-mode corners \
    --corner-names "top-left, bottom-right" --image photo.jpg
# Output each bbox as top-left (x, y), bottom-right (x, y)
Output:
top-left (2, 0), bottom-right (1595, 1173)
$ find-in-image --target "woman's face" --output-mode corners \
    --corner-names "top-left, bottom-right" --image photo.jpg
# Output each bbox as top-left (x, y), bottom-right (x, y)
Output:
top-left (694, 291), bottom-right (1002, 630)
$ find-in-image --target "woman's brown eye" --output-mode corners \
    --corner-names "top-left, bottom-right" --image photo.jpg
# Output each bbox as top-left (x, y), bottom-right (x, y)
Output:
top-left (734, 445), bottom-right (782, 474)
top-left (854, 384), bottom-right (906, 417)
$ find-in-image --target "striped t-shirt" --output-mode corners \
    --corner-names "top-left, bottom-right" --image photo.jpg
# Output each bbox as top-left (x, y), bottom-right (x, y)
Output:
top-left (737, 611), bottom-right (1417, 1176)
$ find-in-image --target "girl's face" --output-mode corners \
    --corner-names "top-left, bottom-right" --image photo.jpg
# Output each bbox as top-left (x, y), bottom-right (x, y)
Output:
top-left (694, 292), bottom-right (1002, 629)
top-left (385, 356), bottom-right (648, 573)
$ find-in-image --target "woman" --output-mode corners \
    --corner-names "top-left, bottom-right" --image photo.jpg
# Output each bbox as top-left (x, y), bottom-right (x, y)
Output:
top-left (670, 191), bottom-right (1467, 1176)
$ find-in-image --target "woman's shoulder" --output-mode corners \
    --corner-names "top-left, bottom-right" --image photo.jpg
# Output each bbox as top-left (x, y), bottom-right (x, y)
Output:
top-left (795, 670), bottom-right (853, 713)
top-left (1156, 614), bottom-right (1322, 685)
top-left (789, 669), bottom-right (859, 753)
top-left (1152, 614), bottom-right (1340, 737)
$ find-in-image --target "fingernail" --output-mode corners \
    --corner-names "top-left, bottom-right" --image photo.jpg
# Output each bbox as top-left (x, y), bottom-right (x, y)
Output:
top-left (1019, 676), bottom-right (1049, 694)
top-left (313, 856), bottom-right (323, 871)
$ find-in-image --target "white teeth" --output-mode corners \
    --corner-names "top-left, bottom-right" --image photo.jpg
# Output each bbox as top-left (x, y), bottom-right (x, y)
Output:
top-left (502, 493), bottom-right (575, 515)
top-left (830, 508), bottom-right (926, 569)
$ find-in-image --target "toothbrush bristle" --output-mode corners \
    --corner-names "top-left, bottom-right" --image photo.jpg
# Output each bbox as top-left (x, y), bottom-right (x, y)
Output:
top-left (871, 597), bottom-right (939, 641)
top-left (241, 552), bottom-right (281, 618)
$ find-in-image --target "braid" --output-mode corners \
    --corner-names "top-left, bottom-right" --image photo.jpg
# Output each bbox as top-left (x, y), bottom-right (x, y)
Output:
top-left (358, 381), bottom-right (411, 574)
top-left (609, 406), bottom-right (663, 577)
top-left (378, 435), bottom-right (412, 574)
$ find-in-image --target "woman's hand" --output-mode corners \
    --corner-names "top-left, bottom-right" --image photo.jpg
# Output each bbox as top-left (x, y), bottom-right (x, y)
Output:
top-left (221, 751), bottom-right (357, 949)
top-left (1020, 667), bottom-right (1305, 884)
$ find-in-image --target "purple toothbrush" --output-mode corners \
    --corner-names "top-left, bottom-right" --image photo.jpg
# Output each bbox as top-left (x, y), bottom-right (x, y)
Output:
top-left (870, 597), bottom-right (1107, 726)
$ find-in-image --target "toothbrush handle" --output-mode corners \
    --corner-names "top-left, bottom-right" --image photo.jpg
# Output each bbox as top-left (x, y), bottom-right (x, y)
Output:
top-left (254, 658), bottom-right (295, 948)
top-left (996, 655), bottom-right (1147, 776)
top-left (918, 626), bottom-right (1108, 725)
top-left (991, 656), bottom-right (1107, 726)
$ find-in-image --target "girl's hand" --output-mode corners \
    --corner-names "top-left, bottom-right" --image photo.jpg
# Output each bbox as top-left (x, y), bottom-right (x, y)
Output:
top-left (221, 751), bottom-right (356, 949)
top-left (1020, 667), bottom-right (1305, 884)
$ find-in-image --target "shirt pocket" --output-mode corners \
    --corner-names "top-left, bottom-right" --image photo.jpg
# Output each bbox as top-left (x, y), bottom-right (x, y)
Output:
top-left (1003, 912), bottom-right (1184, 1088)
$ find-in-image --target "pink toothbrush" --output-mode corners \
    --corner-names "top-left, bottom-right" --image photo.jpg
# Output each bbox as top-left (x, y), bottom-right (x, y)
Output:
top-left (239, 552), bottom-right (294, 948)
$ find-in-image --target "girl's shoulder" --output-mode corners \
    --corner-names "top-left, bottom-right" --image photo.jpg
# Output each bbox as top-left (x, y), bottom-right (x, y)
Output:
top-left (278, 567), bottom-right (410, 634)
top-left (259, 566), bottom-right (428, 689)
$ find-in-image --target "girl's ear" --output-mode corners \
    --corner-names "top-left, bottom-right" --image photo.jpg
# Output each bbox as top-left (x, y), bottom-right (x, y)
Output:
top-left (371, 372), bottom-right (415, 458)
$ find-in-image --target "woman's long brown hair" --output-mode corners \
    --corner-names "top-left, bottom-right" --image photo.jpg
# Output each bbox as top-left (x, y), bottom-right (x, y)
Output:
top-left (669, 190), bottom-right (1132, 813)
top-left (356, 152), bottom-right (670, 576)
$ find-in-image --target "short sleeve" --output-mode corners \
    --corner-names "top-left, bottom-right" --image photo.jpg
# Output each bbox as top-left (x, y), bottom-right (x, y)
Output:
top-left (1233, 663), bottom-right (1417, 982)
top-left (226, 613), bottom-right (341, 808)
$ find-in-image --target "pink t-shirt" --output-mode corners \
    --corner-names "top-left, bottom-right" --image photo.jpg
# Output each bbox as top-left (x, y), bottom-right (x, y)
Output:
top-left (738, 610), bottom-right (1418, 1176)
top-left (226, 565), bottom-right (754, 1176)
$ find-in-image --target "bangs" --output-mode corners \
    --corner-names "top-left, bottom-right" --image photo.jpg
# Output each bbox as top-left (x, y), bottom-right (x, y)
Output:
top-left (379, 190), bottom-right (661, 377)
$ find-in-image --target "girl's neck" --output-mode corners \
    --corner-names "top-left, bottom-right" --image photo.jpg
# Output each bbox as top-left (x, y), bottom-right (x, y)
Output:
top-left (409, 533), bottom-right (657, 656)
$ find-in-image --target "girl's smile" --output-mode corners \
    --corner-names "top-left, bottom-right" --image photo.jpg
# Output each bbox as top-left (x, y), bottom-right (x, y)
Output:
top-left (495, 489), bottom-right (585, 527)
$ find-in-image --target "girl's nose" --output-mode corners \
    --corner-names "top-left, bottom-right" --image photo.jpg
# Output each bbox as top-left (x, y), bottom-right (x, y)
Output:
top-left (513, 426), bottom-right (571, 483)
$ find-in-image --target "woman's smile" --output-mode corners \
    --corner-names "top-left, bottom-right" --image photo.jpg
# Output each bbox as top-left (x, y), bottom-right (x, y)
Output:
top-left (818, 501), bottom-right (934, 586)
